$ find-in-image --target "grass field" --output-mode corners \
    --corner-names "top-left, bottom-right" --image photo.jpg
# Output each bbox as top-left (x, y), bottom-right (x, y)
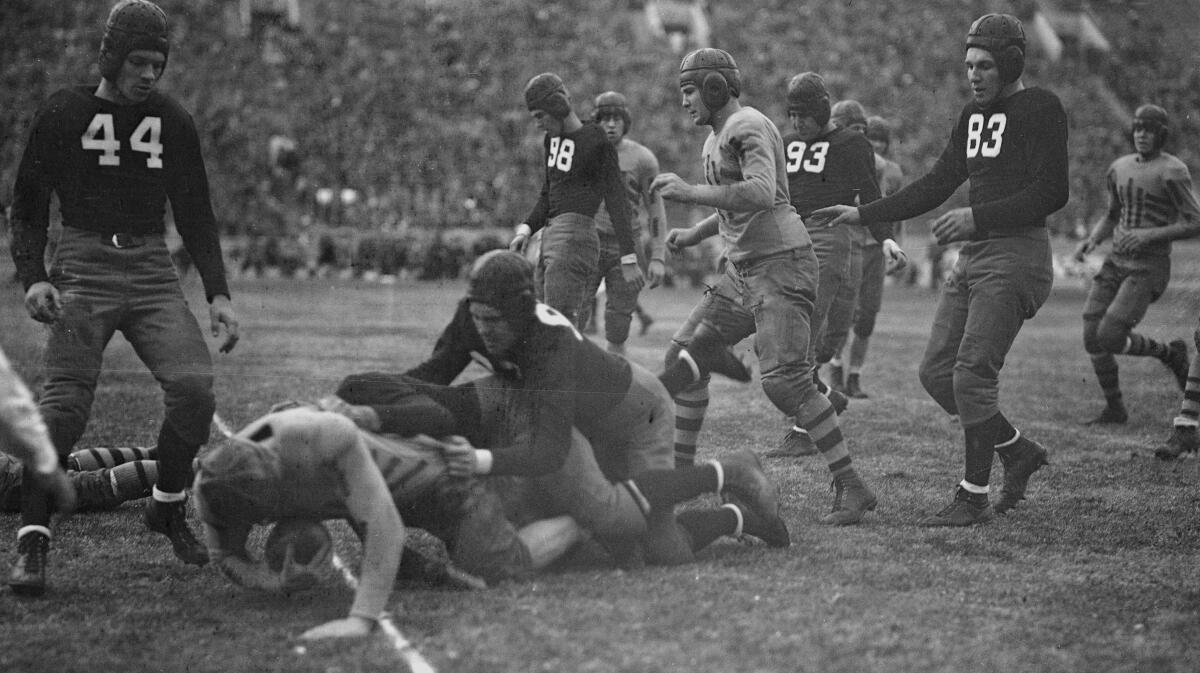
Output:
top-left (2, 240), bottom-right (1199, 673)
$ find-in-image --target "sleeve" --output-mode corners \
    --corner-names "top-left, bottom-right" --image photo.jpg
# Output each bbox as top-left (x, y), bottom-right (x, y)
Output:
top-left (640, 150), bottom-right (668, 260)
top-left (168, 110), bottom-right (231, 302)
top-left (403, 299), bottom-right (479, 385)
top-left (859, 115), bottom-right (969, 226)
top-left (724, 117), bottom-right (778, 212)
top-left (0, 348), bottom-right (59, 477)
top-left (9, 106), bottom-right (57, 292)
top-left (971, 96), bottom-right (1070, 235)
top-left (484, 332), bottom-right (576, 476)
top-left (523, 138), bottom-right (551, 232)
top-left (599, 141), bottom-right (637, 256)
top-left (850, 137), bottom-right (891, 243)
top-left (1166, 163), bottom-right (1200, 234)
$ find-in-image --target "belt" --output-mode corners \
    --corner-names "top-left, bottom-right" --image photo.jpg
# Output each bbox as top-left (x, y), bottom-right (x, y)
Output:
top-left (102, 233), bottom-right (146, 249)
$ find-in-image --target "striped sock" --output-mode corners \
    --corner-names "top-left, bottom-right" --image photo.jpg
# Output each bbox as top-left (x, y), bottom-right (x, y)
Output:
top-left (68, 446), bottom-right (156, 471)
top-left (110, 460), bottom-right (158, 502)
top-left (1127, 333), bottom-right (1168, 359)
top-left (794, 393), bottom-right (850, 473)
top-left (1089, 352), bottom-right (1122, 408)
top-left (673, 384), bottom-right (709, 467)
top-left (1175, 351), bottom-right (1200, 427)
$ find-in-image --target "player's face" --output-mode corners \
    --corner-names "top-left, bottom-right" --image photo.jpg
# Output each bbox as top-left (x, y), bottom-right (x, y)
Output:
top-left (469, 302), bottom-right (522, 357)
top-left (789, 113), bottom-right (823, 141)
top-left (114, 49), bottom-right (166, 104)
top-left (1132, 121), bottom-right (1160, 157)
top-left (680, 84), bottom-right (710, 126)
top-left (869, 138), bottom-right (888, 155)
top-left (845, 121), bottom-right (867, 135)
top-left (599, 115), bottom-right (625, 144)
top-left (530, 109), bottom-right (564, 136)
top-left (965, 47), bottom-right (1003, 106)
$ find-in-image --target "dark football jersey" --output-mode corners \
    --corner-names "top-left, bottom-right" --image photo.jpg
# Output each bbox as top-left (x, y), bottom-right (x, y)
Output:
top-left (1106, 152), bottom-right (1200, 263)
top-left (782, 125), bottom-right (886, 241)
top-left (405, 298), bottom-right (634, 478)
top-left (858, 87), bottom-right (1069, 238)
top-left (524, 121), bottom-right (636, 255)
top-left (10, 86), bottom-right (228, 299)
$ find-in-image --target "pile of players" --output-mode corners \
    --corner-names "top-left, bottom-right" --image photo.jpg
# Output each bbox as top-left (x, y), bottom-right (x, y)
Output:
top-left (5, 1), bottom-right (1200, 642)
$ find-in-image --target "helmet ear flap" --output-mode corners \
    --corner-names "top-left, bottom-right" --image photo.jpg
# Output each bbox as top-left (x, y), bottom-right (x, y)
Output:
top-left (545, 92), bottom-right (571, 120)
top-left (999, 44), bottom-right (1025, 83)
top-left (700, 71), bottom-right (730, 111)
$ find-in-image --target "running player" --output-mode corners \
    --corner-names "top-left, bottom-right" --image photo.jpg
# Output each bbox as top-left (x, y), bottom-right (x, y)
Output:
top-left (814, 13), bottom-right (1069, 526)
top-left (7, 0), bottom-right (238, 593)
top-left (584, 91), bottom-right (670, 354)
top-left (509, 73), bottom-right (644, 328)
top-left (767, 83), bottom-right (900, 458)
top-left (1072, 104), bottom-right (1199, 426)
top-left (651, 49), bottom-right (901, 524)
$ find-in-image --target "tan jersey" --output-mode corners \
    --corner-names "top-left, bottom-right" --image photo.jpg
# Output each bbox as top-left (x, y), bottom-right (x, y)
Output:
top-left (1107, 151), bottom-right (1200, 264)
top-left (702, 106), bottom-right (809, 263)
top-left (594, 137), bottom-right (660, 244)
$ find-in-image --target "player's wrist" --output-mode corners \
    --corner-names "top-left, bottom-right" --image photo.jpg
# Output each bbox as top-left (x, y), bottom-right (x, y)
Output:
top-left (620, 253), bottom-right (638, 265)
top-left (514, 223), bottom-right (532, 238)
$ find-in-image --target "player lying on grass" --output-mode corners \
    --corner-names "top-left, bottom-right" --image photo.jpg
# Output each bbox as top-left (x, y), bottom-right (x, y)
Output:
top-left (1, 445), bottom-right (156, 513)
top-left (337, 250), bottom-right (789, 568)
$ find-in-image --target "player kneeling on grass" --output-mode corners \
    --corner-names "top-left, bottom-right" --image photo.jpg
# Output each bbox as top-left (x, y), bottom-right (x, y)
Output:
top-left (336, 251), bottom-right (790, 564)
top-left (193, 404), bottom-right (584, 640)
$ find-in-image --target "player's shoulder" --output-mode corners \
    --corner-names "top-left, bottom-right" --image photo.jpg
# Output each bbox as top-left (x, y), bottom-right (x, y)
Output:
top-left (829, 127), bottom-right (872, 151)
top-left (726, 106), bottom-right (775, 135)
top-left (1010, 87), bottom-right (1065, 117)
top-left (37, 86), bottom-right (96, 119)
top-left (1155, 152), bottom-right (1192, 175)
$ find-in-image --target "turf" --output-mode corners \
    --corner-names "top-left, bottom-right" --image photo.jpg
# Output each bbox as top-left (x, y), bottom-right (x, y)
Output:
top-left (1, 240), bottom-right (1199, 673)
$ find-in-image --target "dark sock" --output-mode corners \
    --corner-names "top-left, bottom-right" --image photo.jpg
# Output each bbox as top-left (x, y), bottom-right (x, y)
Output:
top-left (631, 464), bottom-right (719, 508)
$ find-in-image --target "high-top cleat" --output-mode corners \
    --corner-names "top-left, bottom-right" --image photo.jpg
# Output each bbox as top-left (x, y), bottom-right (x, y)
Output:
top-left (8, 530), bottom-right (50, 597)
top-left (764, 427), bottom-right (817, 458)
top-left (724, 493), bottom-right (790, 548)
top-left (819, 469), bottom-right (877, 525)
top-left (1156, 425), bottom-right (1200, 461)
top-left (144, 499), bottom-right (209, 566)
top-left (719, 449), bottom-right (779, 522)
top-left (994, 436), bottom-right (1050, 515)
top-left (846, 373), bottom-right (869, 399)
top-left (918, 487), bottom-right (992, 526)
top-left (72, 469), bottom-right (123, 511)
top-left (1164, 339), bottom-right (1190, 391)
top-left (1081, 404), bottom-right (1127, 426)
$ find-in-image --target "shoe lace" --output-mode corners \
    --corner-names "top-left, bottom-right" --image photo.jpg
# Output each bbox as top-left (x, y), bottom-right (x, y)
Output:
top-left (829, 477), bottom-right (844, 512)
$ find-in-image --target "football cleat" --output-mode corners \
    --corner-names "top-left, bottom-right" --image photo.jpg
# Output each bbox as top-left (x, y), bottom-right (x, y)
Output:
top-left (719, 449), bottom-right (779, 522)
top-left (918, 487), bottom-right (992, 527)
top-left (763, 427), bottom-right (817, 458)
top-left (709, 347), bottom-right (754, 383)
top-left (845, 373), bottom-right (869, 399)
top-left (1164, 339), bottom-right (1189, 391)
top-left (819, 469), bottom-right (877, 525)
top-left (144, 499), bottom-right (209, 566)
top-left (1156, 425), bottom-right (1200, 461)
top-left (1081, 404), bottom-right (1127, 426)
top-left (8, 530), bottom-right (50, 597)
top-left (994, 436), bottom-right (1050, 515)
top-left (725, 493), bottom-right (790, 548)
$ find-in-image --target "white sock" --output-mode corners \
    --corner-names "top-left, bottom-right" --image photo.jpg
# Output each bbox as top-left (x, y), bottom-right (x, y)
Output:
top-left (704, 459), bottom-right (724, 493)
top-left (959, 479), bottom-right (989, 495)
top-left (721, 502), bottom-right (743, 537)
top-left (679, 349), bottom-right (702, 382)
top-left (18, 525), bottom-right (52, 540)
top-left (152, 486), bottom-right (186, 503)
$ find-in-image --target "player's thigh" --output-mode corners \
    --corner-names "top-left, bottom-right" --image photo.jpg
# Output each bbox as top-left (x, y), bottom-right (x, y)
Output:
top-left (1081, 259), bottom-right (1125, 323)
top-left (744, 249), bottom-right (818, 374)
top-left (856, 245), bottom-right (886, 319)
top-left (1104, 265), bottom-right (1169, 330)
top-left (418, 479), bottom-right (535, 583)
top-left (590, 364), bottom-right (673, 476)
top-left (123, 285), bottom-right (213, 383)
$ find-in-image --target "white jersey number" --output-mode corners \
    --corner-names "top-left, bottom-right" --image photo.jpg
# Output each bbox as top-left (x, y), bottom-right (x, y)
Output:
top-left (547, 137), bottom-right (576, 172)
top-left (80, 114), bottom-right (164, 168)
top-left (966, 113), bottom-right (1007, 159)
top-left (785, 141), bottom-right (830, 174)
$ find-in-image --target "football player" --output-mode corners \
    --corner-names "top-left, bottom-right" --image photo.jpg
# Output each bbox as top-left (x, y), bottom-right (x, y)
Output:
top-left (651, 49), bottom-right (899, 525)
top-left (813, 13), bottom-right (1069, 526)
top-left (1158, 326), bottom-right (1200, 460)
top-left (509, 73), bottom-right (644, 328)
top-left (766, 82), bottom-right (902, 458)
top-left (582, 91), bottom-right (670, 354)
top-left (336, 251), bottom-right (790, 563)
top-left (1, 446), bottom-right (157, 514)
top-left (0, 346), bottom-right (75, 518)
top-left (1073, 104), bottom-right (1200, 426)
top-left (7, 0), bottom-right (239, 594)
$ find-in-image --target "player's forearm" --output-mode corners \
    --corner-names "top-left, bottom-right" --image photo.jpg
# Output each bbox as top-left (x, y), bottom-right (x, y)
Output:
top-left (177, 222), bottom-right (231, 302)
top-left (0, 364), bottom-right (57, 476)
top-left (686, 179), bottom-right (773, 213)
top-left (348, 508), bottom-right (403, 621)
top-left (9, 204), bottom-right (52, 291)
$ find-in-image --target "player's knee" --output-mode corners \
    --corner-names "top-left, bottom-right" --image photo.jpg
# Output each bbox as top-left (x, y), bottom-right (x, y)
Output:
top-left (663, 340), bottom-right (686, 371)
top-left (854, 315), bottom-right (876, 340)
top-left (166, 373), bottom-right (215, 414)
top-left (1095, 322), bottom-right (1129, 354)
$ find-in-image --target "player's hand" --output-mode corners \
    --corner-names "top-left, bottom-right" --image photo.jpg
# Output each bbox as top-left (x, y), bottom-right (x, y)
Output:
top-left (809, 205), bottom-right (859, 229)
top-left (1113, 228), bottom-right (1148, 255)
top-left (509, 223), bottom-right (532, 253)
top-left (210, 295), bottom-right (240, 354)
top-left (1073, 238), bottom-right (1096, 263)
top-left (931, 207), bottom-right (976, 244)
top-left (317, 396), bottom-right (382, 431)
top-left (37, 467), bottom-right (76, 518)
top-left (437, 435), bottom-right (477, 477)
top-left (24, 282), bottom-right (62, 323)
top-left (646, 259), bottom-right (667, 288)
top-left (666, 227), bottom-right (702, 253)
top-left (882, 239), bottom-right (909, 275)
top-left (299, 616), bottom-right (375, 640)
top-left (650, 173), bottom-right (694, 203)
top-left (620, 260), bottom-right (645, 292)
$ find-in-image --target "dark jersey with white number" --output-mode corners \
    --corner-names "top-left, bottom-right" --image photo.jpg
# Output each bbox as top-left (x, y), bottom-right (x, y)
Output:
top-left (10, 86), bottom-right (229, 300)
top-left (858, 87), bottom-right (1068, 238)
top-left (524, 121), bottom-right (636, 256)
top-left (405, 298), bottom-right (634, 478)
top-left (782, 125), bottom-right (888, 242)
